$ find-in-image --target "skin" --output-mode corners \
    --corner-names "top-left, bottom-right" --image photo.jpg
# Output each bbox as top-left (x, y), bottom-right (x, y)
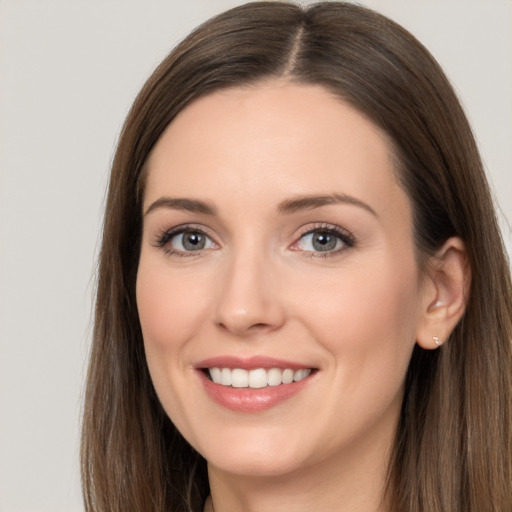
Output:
top-left (136, 81), bottom-right (465, 512)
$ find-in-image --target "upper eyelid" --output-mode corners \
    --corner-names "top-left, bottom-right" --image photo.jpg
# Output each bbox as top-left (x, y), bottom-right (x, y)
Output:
top-left (290, 223), bottom-right (356, 252)
top-left (156, 223), bottom-right (214, 236)
top-left (153, 224), bottom-right (217, 246)
top-left (295, 223), bottom-right (355, 240)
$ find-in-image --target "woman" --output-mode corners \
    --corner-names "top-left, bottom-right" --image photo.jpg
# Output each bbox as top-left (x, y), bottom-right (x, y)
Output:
top-left (81, 2), bottom-right (512, 511)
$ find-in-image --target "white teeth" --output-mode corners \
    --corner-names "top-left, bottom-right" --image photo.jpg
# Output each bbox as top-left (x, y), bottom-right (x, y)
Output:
top-left (231, 368), bottom-right (249, 388)
top-left (220, 367), bottom-right (232, 386)
top-left (282, 368), bottom-right (294, 384)
top-left (249, 368), bottom-right (268, 388)
top-left (294, 369), bottom-right (311, 382)
top-left (207, 367), bottom-right (312, 388)
top-left (210, 367), bottom-right (221, 384)
top-left (267, 368), bottom-right (283, 386)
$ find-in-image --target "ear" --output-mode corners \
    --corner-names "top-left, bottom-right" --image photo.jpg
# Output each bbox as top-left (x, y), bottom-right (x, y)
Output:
top-left (415, 237), bottom-right (471, 350)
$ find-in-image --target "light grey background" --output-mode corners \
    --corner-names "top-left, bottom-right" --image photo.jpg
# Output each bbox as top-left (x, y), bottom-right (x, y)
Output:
top-left (0, 1), bottom-right (510, 511)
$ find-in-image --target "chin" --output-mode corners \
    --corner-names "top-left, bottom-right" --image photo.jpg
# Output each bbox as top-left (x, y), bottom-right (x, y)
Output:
top-left (207, 452), bottom-right (305, 478)
top-left (185, 426), bottom-right (304, 478)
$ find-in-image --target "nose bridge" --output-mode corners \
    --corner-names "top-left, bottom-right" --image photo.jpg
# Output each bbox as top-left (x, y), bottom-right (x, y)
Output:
top-left (213, 238), bottom-right (284, 335)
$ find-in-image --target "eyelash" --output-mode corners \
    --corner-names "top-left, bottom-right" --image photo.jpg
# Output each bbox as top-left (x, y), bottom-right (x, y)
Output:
top-left (292, 223), bottom-right (356, 258)
top-left (153, 224), bottom-right (216, 258)
top-left (153, 223), bottom-right (356, 258)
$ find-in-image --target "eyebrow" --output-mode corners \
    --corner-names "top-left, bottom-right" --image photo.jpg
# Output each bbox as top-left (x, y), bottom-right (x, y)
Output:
top-left (144, 197), bottom-right (217, 216)
top-left (144, 193), bottom-right (377, 218)
top-left (277, 193), bottom-right (378, 217)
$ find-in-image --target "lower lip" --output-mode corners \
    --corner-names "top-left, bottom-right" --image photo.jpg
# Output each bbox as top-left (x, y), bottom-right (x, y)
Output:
top-left (198, 371), bottom-right (312, 413)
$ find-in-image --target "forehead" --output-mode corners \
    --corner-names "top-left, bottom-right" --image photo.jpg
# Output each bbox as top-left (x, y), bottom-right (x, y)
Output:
top-left (143, 81), bottom-right (407, 221)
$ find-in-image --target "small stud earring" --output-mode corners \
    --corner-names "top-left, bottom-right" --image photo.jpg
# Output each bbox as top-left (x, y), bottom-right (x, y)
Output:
top-left (433, 336), bottom-right (443, 347)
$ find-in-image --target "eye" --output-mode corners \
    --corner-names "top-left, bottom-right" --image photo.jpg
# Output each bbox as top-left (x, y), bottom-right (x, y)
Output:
top-left (155, 226), bottom-right (217, 255)
top-left (299, 230), bottom-right (343, 252)
top-left (291, 225), bottom-right (355, 255)
top-left (171, 230), bottom-right (214, 251)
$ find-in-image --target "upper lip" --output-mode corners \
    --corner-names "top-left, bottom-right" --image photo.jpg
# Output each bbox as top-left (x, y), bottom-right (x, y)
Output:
top-left (195, 355), bottom-right (315, 371)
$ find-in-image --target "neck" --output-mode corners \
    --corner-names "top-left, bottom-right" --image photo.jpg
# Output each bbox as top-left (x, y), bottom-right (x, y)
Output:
top-left (206, 432), bottom-right (394, 512)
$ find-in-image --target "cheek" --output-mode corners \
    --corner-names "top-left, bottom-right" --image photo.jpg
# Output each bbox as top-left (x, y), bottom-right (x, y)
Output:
top-left (287, 257), bottom-right (421, 447)
top-left (290, 252), bottom-right (422, 386)
top-left (297, 263), bottom-right (419, 335)
top-left (339, 271), bottom-right (419, 346)
top-left (136, 260), bottom-right (211, 350)
top-left (135, 258), bottom-right (212, 432)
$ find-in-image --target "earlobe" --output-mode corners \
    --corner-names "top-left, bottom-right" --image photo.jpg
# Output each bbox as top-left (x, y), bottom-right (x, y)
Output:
top-left (416, 237), bottom-right (471, 350)
top-left (432, 336), bottom-right (443, 347)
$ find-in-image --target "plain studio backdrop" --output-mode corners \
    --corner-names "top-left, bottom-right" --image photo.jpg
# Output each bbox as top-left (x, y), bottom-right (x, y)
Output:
top-left (0, 1), bottom-right (510, 511)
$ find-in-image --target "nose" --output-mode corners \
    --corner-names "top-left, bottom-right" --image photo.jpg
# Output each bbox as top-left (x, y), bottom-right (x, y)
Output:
top-left (213, 250), bottom-right (286, 337)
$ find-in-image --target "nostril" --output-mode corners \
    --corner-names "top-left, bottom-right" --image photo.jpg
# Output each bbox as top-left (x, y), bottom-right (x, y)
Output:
top-left (215, 320), bottom-right (277, 337)
top-left (213, 299), bottom-right (286, 335)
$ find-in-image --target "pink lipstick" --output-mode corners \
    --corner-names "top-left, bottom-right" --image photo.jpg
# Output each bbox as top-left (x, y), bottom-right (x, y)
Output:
top-left (195, 356), bottom-right (316, 412)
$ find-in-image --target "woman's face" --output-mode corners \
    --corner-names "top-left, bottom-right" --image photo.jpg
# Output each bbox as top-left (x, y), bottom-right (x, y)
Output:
top-left (137, 82), bottom-right (430, 477)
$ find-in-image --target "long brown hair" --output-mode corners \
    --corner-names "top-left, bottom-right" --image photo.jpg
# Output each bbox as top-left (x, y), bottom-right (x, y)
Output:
top-left (81, 2), bottom-right (512, 511)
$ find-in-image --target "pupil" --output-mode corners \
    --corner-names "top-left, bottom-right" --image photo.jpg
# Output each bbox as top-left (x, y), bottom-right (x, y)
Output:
top-left (183, 232), bottom-right (205, 250)
top-left (313, 232), bottom-right (336, 251)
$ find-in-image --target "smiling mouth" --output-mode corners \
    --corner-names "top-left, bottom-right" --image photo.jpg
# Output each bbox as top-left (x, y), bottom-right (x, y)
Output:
top-left (205, 367), bottom-right (313, 388)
